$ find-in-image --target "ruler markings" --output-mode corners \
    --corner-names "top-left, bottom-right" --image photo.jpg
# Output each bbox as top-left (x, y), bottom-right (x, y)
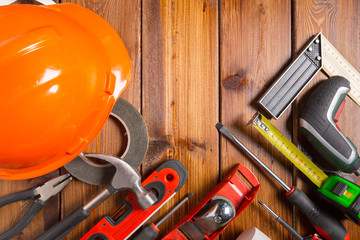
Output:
top-left (252, 114), bottom-right (329, 188)
top-left (322, 34), bottom-right (360, 106)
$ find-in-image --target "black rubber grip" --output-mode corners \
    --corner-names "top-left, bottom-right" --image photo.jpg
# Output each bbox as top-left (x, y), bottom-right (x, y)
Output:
top-left (0, 200), bottom-right (45, 240)
top-left (275, 216), bottom-right (303, 240)
top-left (87, 233), bottom-right (110, 240)
top-left (0, 189), bottom-right (36, 207)
top-left (156, 159), bottom-right (188, 192)
top-left (300, 76), bottom-right (360, 172)
top-left (286, 187), bottom-right (348, 240)
top-left (133, 224), bottom-right (159, 240)
top-left (302, 77), bottom-right (350, 129)
top-left (35, 207), bottom-right (90, 240)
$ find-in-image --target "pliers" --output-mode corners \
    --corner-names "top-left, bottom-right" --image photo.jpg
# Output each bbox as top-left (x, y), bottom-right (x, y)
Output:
top-left (0, 174), bottom-right (72, 240)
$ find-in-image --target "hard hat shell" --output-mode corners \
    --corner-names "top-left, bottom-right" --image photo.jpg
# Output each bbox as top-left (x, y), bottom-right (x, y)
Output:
top-left (0, 3), bottom-right (131, 179)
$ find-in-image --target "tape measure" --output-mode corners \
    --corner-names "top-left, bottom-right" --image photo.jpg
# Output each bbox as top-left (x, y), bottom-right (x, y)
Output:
top-left (322, 34), bottom-right (360, 105)
top-left (251, 112), bottom-right (328, 188)
top-left (251, 113), bottom-right (360, 224)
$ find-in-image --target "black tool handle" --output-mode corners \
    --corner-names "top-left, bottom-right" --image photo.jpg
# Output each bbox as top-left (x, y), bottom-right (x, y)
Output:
top-left (0, 200), bottom-right (45, 240)
top-left (275, 216), bottom-right (303, 240)
top-left (35, 206), bottom-right (90, 240)
top-left (0, 189), bottom-right (36, 207)
top-left (133, 223), bottom-right (159, 240)
top-left (286, 187), bottom-right (349, 240)
top-left (300, 76), bottom-right (360, 174)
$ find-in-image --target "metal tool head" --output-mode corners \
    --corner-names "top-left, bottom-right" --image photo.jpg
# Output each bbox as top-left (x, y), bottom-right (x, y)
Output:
top-left (258, 200), bottom-right (279, 218)
top-left (86, 153), bottom-right (157, 210)
top-left (36, 173), bottom-right (72, 201)
top-left (193, 195), bottom-right (236, 236)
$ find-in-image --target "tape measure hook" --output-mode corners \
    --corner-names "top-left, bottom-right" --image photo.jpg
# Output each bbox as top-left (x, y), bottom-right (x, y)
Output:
top-left (251, 113), bottom-right (269, 133)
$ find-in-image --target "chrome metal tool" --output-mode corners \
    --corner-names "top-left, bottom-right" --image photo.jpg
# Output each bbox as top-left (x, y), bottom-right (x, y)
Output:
top-left (216, 123), bottom-right (349, 240)
top-left (259, 32), bottom-right (360, 119)
top-left (134, 193), bottom-right (193, 240)
top-left (35, 155), bottom-right (157, 240)
top-left (0, 174), bottom-right (72, 240)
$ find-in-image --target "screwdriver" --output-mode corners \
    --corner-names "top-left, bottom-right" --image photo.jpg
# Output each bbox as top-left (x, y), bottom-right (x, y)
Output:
top-left (134, 193), bottom-right (193, 240)
top-left (216, 123), bottom-right (349, 240)
top-left (258, 200), bottom-right (323, 240)
top-left (259, 200), bottom-right (313, 240)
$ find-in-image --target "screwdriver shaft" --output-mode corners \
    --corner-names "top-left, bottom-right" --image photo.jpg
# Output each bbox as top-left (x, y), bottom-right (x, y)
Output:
top-left (134, 193), bottom-right (193, 240)
top-left (216, 123), bottom-right (291, 192)
top-left (217, 123), bottom-right (349, 240)
top-left (258, 200), bottom-right (279, 218)
top-left (156, 192), bottom-right (193, 227)
top-left (258, 200), bottom-right (304, 240)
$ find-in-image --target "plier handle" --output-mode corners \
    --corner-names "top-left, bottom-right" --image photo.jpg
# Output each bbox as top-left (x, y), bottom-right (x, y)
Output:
top-left (0, 174), bottom-right (72, 240)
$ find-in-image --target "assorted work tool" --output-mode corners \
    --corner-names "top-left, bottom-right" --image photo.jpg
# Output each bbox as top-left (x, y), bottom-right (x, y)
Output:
top-left (259, 33), bottom-right (323, 119)
top-left (259, 32), bottom-right (360, 119)
top-left (134, 192), bottom-right (193, 240)
top-left (1, 2), bottom-right (358, 238)
top-left (162, 164), bottom-right (260, 240)
top-left (251, 113), bottom-right (360, 225)
top-left (65, 97), bottom-right (149, 186)
top-left (0, 174), bottom-right (72, 240)
top-left (81, 159), bottom-right (188, 240)
top-left (258, 200), bottom-right (323, 240)
top-left (35, 155), bottom-right (158, 240)
top-left (216, 123), bottom-right (349, 240)
top-left (321, 35), bottom-right (360, 106)
top-left (300, 76), bottom-right (360, 175)
top-left (251, 113), bottom-right (328, 188)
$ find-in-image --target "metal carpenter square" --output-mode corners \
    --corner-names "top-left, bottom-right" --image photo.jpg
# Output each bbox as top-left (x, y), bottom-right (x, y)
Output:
top-left (259, 33), bottom-right (323, 119)
top-left (321, 34), bottom-right (360, 106)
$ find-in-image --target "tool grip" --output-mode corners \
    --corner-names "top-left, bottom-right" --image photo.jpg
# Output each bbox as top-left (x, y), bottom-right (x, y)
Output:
top-left (0, 200), bottom-right (45, 240)
top-left (0, 189), bottom-right (35, 207)
top-left (286, 187), bottom-right (349, 240)
top-left (35, 206), bottom-right (90, 240)
top-left (275, 216), bottom-right (303, 240)
top-left (133, 223), bottom-right (159, 240)
top-left (300, 76), bottom-right (360, 174)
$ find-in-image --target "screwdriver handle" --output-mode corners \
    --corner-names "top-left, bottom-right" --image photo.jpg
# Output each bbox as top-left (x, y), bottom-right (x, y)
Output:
top-left (286, 187), bottom-right (349, 240)
top-left (133, 223), bottom-right (159, 240)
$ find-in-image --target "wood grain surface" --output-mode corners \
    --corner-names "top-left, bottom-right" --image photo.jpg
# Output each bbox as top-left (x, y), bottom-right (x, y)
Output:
top-left (219, 1), bottom-right (293, 239)
top-left (1, 0), bottom-right (360, 239)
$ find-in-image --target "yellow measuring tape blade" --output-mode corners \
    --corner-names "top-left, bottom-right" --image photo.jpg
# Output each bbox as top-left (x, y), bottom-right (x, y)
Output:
top-left (321, 34), bottom-right (360, 106)
top-left (251, 113), bottom-right (329, 188)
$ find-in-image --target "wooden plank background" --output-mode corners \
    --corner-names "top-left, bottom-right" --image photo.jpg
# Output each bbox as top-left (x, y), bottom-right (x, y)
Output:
top-left (0, 0), bottom-right (359, 239)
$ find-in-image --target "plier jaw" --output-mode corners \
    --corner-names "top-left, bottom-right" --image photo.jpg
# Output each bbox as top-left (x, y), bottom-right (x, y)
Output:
top-left (36, 174), bottom-right (72, 202)
top-left (0, 174), bottom-right (72, 240)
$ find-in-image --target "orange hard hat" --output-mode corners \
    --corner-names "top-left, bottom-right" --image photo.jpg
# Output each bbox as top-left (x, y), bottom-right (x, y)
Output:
top-left (0, 3), bottom-right (131, 179)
